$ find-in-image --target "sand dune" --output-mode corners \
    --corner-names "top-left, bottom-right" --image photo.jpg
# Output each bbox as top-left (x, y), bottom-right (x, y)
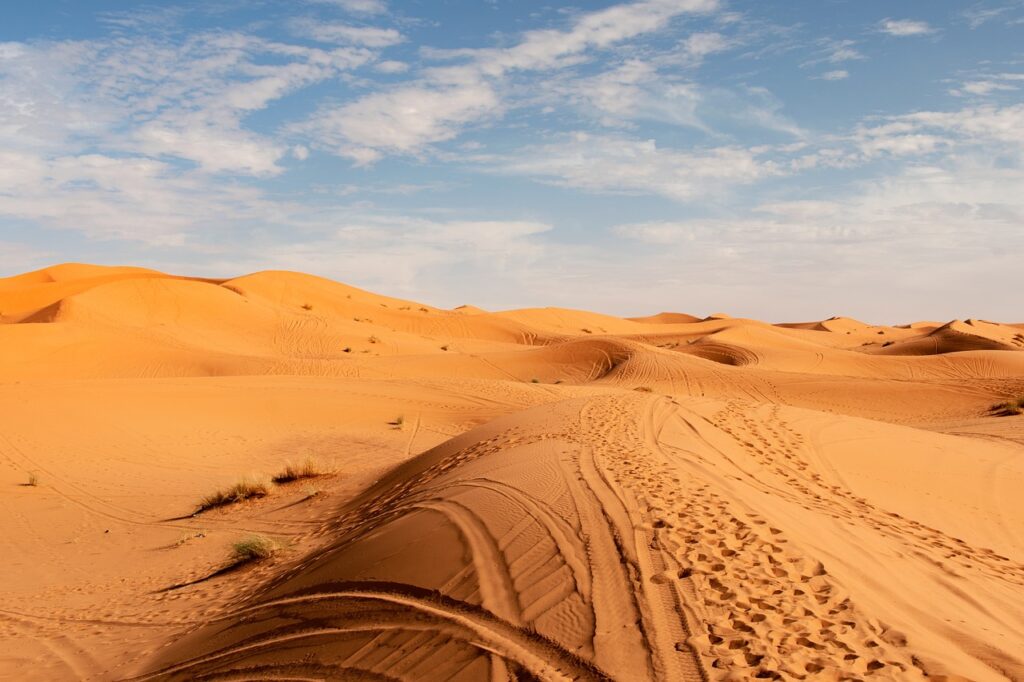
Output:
top-left (1, 264), bottom-right (1022, 681)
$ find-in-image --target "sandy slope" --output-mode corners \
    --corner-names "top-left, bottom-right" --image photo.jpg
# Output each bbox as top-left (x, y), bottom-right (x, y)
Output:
top-left (1, 264), bottom-right (1022, 681)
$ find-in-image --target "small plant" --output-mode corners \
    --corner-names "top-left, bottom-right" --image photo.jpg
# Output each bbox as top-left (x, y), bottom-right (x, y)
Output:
top-left (634, 386), bottom-right (654, 393)
top-left (419, 307), bottom-right (429, 312)
top-left (198, 477), bottom-right (270, 512)
top-left (440, 345), bottom-right (449, 351)
top-left (391, 415), bottom-right (404, 428)
top-left (368, 335), bottom-right (380, 344)
top-left (301, 303), bottom-right (313, 311)
top-left (531, 378), bottom-right (540, 383)
top-left (342, 347), bottom-right (351, 353)
top-left (26, 472), bottom-right (39, 487)
top-left (581, 328), bottom-right (593, 334)
top-left (990, 397), bottom-right (1024, 416)
top-left (272, 457), bottom-right (324, 484)
top-left (231, 535), bottom-right (279, 564)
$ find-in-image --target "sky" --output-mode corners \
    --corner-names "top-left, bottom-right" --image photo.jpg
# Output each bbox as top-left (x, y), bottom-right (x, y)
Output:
top-left (1, 0), bottom-right (1022, 322)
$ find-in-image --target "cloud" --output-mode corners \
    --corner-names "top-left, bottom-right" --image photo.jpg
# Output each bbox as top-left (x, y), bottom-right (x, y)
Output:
top-left (289, 18), bottom-right (403, 47)
top-left (482, 132), bottom-right (781, 201)
top-left (374, 59), bottom-right (408, 73)
top-left (679, 32), bottom-right (730, 59)
top-left (294, 78), bottom-right (500, 163)
top-left (817, 70), bottom-right (849, 81)
top-left (608, 154), bottom-right (1024, 320)
top-left (0, 33), bottom-right (372, 175)
top-left (962, 3), bottom-right (1023, 28)
top-left (310, 0), bottom-right (388, 15)
top-left (878, 19), bottom-right (935, 36)
top-left (0, 152), bottom-right (275, 244)
top-left (803, 39), bottom-right (864, 67)
top-left (297, 0), bottom-right (721, 161)
top-left (948, 73), bottom-right (1022, 97)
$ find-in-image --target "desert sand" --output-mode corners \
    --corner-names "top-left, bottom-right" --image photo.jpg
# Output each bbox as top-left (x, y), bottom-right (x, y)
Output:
top-left (1, 263), bottom-right (1022, 681)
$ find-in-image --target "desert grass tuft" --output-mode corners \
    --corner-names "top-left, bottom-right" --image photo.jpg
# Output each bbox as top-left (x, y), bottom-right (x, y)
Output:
top-left (26, 471), bottom-right (39, 487)
top-left (633, 386), bottom-right (654, 393)
top-left (231, 534), bottom-right (279, 564)
top-left (391, 415), bottom-right (405, 428)
top-left (272, 457), bottom-right (325, 484)
top-left (990, 397), bottom-right (1024, 416)
top-left (198, 477), bottom-right (270, 512)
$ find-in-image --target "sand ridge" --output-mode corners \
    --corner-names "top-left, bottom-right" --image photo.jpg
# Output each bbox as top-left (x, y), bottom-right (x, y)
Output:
top-left (1, 264), bottom-right (1022, 680)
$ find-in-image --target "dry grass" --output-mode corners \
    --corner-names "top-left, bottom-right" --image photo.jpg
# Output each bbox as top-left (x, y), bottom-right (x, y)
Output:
top-left (231, 535), bottom-right (279, 564)
top-left (300, 303), bottom-right (313, 311)
top-left (991, 397), bottom-right (1024, 416)
top-left (633, 386), bottom-right (654, 393)
top-left (368, 335), bottom-right (380, 344)
top-left (198, 477), bottom-right (270, 512)
top-left (26, 471), bottom-right (39, 486)
top-left (391, 415), bottom-right (405, 428)
top-left (272, 457), bottom-right (325, 484)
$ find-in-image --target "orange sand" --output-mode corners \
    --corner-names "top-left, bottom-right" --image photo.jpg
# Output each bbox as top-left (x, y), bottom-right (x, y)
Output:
top-left (1, 264), bottom-right (1022, 681)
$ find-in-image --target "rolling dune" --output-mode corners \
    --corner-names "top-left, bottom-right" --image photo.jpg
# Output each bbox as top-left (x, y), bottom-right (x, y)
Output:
top-left (1, 264), bottom-right (1022, 681)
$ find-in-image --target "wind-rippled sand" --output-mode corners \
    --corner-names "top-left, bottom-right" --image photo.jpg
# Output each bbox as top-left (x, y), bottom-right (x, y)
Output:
top-left (1, 264), bottom-right (1022, 680)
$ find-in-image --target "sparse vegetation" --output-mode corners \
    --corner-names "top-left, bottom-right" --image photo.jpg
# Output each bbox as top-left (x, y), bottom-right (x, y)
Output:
top-left (634, 386), bottom-right (654, 393)
top-left (368, 335), bottom-right (380, 344)
top-left (531, 378), bottom-right (540, 383)
top-left (197, 477), bottom-right (270, 512)
top-left (301, 303), bottom-right (313, 311)
top-left (991, 397), bottom-right (1024, 416)
top-left (391, 415), bottom-right (404, 428)
top-left (342, 347), bottom-right (352, 353)
top-left (581, 328), bottom-right (593, 334)
top-left (231, 534), bottom-right (279, 564)
top-left (26, 471), bottom-right (39, 487)
top-left (272, 457), bottom-right (324, 484)
top-left (440, 345), bottom-right (449, 351)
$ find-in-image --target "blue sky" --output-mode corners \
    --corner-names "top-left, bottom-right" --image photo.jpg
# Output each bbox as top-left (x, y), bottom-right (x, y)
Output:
top-left (1, 0), bottom-right (1022, 321)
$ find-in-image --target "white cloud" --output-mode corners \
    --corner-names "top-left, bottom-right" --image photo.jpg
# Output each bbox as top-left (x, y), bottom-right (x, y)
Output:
top-left (680, 31), bottom-right (730, 59)
top-left (948, 73), bottom-right (1022, 97)
top-left (879, 19), bottom-right (935, 36)
top-left (374, 59), bottom-right (408, 73)
top-left (0, 34), bottom-right (372, 175)
top-left (812, 39), bottom-right (865, 64)
top-left (607, 154), bottom-right (1024, 320)
top-left (289, 18), bottom-right (403, 47)
top-left (297, 0), bottom-right (721, 161)
top-left (296, 78), bottom-right (500, 163)
top-left (818, 69), bottom-right (848, 81)
top-left (311, 0), bottom-right (388, 15)
top-left (0, 152), bottom-right (273, 244)
top-left (962, 4), bottom-right (1020, 28)
top-left (484, 132), bottom-right (780, 201)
